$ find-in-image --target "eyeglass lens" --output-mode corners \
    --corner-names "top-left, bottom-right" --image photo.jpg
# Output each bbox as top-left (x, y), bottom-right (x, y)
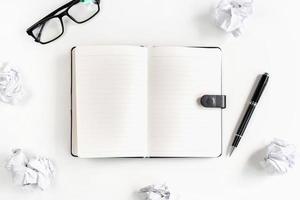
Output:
top-left (32, 17), bottom-right (63, 43)
top-left (68, 2), bottom-right (99, 23)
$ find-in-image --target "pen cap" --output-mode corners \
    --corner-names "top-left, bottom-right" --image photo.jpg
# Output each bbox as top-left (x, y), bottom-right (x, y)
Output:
top-left (251, 73), bottom-right (269, 103)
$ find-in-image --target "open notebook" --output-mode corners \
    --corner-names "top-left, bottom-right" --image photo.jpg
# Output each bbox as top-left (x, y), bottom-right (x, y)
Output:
top-left (71, 45), bottom-right (223, 158)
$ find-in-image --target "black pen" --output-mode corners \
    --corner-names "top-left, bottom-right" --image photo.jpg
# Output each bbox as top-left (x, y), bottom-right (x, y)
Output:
top-left (230, 73), bottom-right (269, 156)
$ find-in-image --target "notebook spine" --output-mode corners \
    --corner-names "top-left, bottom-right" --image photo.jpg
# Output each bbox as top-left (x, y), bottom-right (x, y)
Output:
top-left (70, 46), bottom-right (78, 158)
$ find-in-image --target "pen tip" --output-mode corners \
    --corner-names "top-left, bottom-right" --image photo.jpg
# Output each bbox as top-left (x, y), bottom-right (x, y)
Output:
top-left (229, 147), bottom-right (235, 157)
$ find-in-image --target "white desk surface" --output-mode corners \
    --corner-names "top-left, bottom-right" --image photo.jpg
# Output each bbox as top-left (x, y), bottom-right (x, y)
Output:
top-left (1, 0), bottom-right (300, 199)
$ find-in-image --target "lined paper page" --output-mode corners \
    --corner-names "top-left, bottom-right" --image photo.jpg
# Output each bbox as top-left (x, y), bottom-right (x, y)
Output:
top-left (74, 45), bottom-right (148, 158)
top-left (148, 47), bottom-right (222, 157)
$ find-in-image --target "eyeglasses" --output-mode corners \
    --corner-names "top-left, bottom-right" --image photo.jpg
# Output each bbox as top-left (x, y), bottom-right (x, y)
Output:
top-left (26, 0), bottom-right (100, 44)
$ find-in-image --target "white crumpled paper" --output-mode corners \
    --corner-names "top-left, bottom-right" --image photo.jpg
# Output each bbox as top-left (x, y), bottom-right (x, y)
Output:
top-left (0, 64), bottom-right (24, 104)
top-left (215, 0), bottom-right (253, 37)
top-left (262, 139), bottom-right (297, 174)
top-left (6, 149), bottom-right (55, 190)
top-left (139, 184), bottom-right (171, 200)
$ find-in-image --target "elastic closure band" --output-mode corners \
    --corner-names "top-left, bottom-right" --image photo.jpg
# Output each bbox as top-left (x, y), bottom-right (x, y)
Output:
top-left (200, 95), bottom-right (226, 109)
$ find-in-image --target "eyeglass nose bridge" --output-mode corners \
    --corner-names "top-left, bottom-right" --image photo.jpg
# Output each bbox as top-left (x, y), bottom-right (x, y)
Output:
top-left (56, 10), bottom-right (69, 20)
top-left (55, 10), bottom-right (78, 29)
top-left (55, 9), bottom-right (86, 24)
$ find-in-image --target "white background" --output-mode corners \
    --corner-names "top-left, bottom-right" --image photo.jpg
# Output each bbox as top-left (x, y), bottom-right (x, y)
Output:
top-left (1, 0), bottom-right (300, 199)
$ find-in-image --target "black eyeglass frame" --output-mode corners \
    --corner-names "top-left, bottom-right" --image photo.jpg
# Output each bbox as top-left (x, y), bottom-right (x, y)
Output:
top-left (26, 0), bottom-right (100, 44)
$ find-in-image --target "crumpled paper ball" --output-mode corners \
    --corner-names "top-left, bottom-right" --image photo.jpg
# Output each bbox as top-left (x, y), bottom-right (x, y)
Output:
top-left (215, 0), bottom-right (253, 37)
top-left (262, 139), bottom-right (297, 174)
top-left (139, 184), bottom-right (171, 200)
top-left (0, 64), bottom-right (24, 104)
top-left (6, 149), bottom-right (55, 190)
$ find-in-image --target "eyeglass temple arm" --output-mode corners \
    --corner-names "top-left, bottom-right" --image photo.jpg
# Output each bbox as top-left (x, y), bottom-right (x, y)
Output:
top-left (46, 0), bottom-right (100, 18)
top-left (27, 0), bottom-right (80, 33)
top-left (36, 23), bottom-right (46, 41)
top-left (45, 0), bottom-right (80, 18)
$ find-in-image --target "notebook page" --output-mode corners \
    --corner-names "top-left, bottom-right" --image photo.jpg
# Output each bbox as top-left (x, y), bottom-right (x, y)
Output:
top-left (148, 47), bottom-right (222, 157)
top-left (74, 45), bottom-right (148, 158)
